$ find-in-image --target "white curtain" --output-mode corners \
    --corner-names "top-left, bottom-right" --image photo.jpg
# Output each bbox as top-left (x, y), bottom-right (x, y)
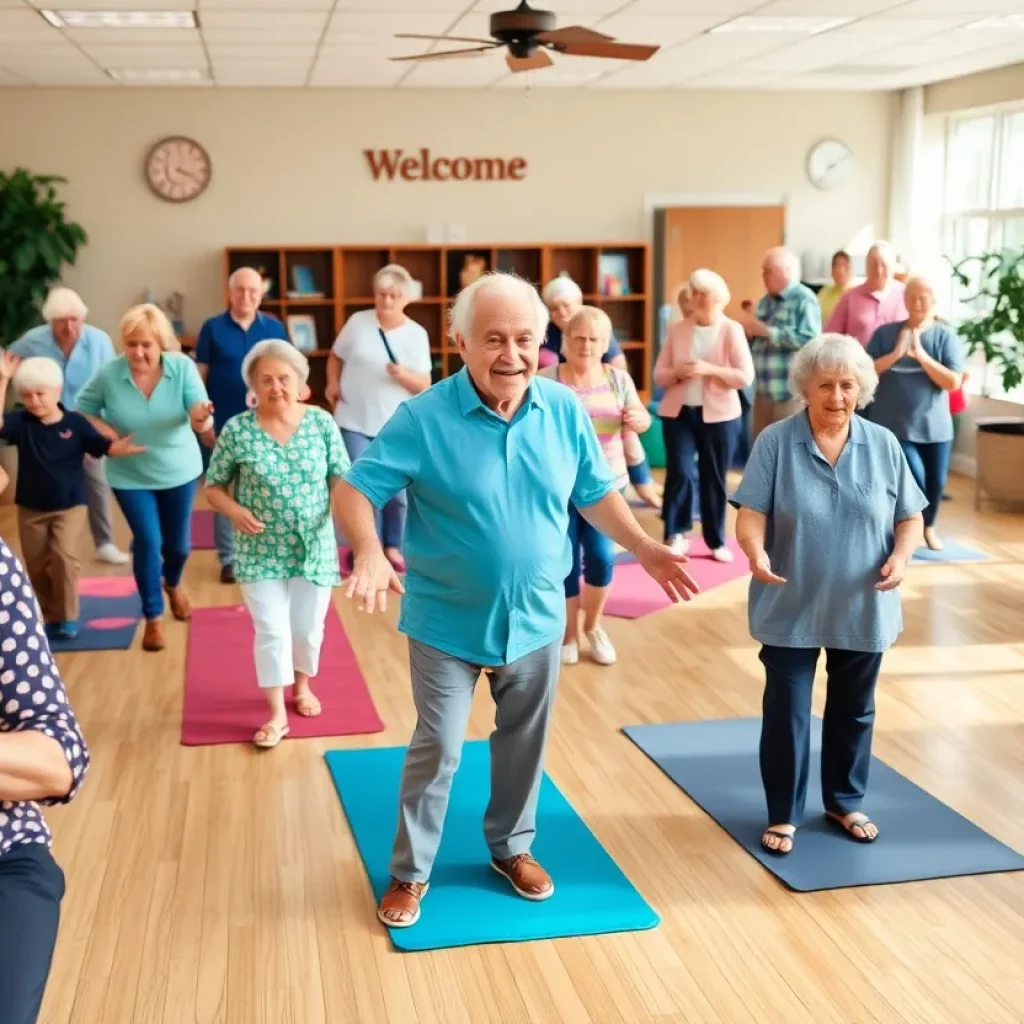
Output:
top-left (888, 86), bottom-right (926, 272)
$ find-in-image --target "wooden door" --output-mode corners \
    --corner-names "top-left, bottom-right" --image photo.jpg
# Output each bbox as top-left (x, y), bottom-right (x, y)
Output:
top-left (661, 206), bottom-right (786, 321)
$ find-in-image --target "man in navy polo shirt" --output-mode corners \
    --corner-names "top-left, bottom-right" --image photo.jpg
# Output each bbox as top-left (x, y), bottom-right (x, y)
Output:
top-left (195, 266), bottom-right (288, 583)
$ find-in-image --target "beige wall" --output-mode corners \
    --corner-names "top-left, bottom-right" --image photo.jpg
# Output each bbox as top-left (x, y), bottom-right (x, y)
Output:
top-left (925, 63), bottom-right (1024, 116)
top-left (0, 87), bottom-right (893, 337)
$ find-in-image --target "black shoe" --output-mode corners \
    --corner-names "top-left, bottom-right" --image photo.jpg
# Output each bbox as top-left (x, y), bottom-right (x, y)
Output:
top-left (220, 564), bottom-right (236, 584)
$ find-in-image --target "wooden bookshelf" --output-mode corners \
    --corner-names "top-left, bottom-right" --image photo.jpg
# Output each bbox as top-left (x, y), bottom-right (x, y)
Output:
top-left (223, 242), bottom-right (652, 407)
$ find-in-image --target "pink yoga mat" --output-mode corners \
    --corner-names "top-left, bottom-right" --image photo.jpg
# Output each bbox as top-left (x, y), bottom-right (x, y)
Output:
top-left (605, 538), bottom-right (748, 619)
top-left (191, 509), bottom-right (215, 550)
top-left (182, 602), bottom-right (385, 746)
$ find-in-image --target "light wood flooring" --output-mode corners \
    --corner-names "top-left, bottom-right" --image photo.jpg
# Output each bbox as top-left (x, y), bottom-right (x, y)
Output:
top-left (10, 473), bottom-right (1024, 1024)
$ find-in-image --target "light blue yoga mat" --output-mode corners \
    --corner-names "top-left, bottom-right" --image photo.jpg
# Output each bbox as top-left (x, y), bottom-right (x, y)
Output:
top-left (910, 540), bottom-right (990, 564)
top-left (324, 742), bottom-right (659, 952)
top-left (623, 718), bottom-right (1024, 893)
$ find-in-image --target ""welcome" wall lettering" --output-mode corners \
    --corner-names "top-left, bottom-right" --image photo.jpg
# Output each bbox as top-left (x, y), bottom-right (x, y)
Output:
top-left (364, 148), bottom-right (528, 182)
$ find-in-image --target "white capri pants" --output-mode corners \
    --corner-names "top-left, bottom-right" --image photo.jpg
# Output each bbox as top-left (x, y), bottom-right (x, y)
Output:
top-left (240, 578), bottom-right (334, 689)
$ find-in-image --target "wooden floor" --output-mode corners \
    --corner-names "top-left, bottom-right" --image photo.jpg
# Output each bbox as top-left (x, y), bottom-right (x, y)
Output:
top-left (13, 474), bottom-right (1024, 1024)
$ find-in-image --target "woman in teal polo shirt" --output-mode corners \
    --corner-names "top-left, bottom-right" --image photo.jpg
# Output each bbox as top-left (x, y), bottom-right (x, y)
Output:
top-left (77, 303), bottom-right (213, 652)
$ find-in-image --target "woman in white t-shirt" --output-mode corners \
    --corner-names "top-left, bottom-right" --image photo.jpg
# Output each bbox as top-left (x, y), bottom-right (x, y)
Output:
top-left (325, 264), bottom-right (432, 571)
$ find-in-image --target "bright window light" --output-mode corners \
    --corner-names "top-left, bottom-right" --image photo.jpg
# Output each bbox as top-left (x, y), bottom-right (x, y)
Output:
top-left (39, 10), bottom-right (197, 29)
top-left (710, 16), bottom-right (852, 35)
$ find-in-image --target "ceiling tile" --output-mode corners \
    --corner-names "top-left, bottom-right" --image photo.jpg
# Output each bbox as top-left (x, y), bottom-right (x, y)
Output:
top-left (0, 10), bottom-right (64, 40)
top-left (309, 61), bottom-right (404, 85)
top-left (602, 0), bottom-right (757, 12)
top-left (750, 0), bottom-right (903, 15)
top-left (591, 13), bottom-right (725, 46)
top-left (471, 0), bottom-right (622, 11)
top-left (198, 10), bottom-right (328, 32)
top-left (201, 0), bottom-right (333, 7)
top-left (201, 26), bottom-right (323, 43)
top-left (326, 11), bottom-right (458, 35)
top-left (208, 43), bottom-right (316, 60)
top-left (888, 0), bottom-right (1024, 13)
top-left (27, 0), bottom-right (195, 8)
top-left (65, 27), bottom-right (200, 44)
top-left (86, 45), bottom-right (208, 67)
top-left (334, 0), bottom-right (465, 9)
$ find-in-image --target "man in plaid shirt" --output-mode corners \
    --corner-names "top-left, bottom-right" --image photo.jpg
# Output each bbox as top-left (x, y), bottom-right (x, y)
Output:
top-left (740, 247), bottom-right (822, 441)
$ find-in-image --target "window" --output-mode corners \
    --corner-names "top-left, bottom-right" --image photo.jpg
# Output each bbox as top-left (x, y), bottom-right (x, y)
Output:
top-left (942, 106), bottom-right (1024, 400)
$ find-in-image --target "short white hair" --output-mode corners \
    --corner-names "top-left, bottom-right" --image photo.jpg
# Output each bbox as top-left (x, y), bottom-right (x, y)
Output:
top-left (14, 356), bottom-right (63, 394)
top-left (241, 339), bottom-right (309, 388)
top-left (904, 274), bottom-right (935, 299)
top-left (689, 268), bottom-right (731, 305)
top-left (764, 246), bottom-right (802, 283)
top-left (228, 267), bottom-right (263, 289)
top-left (868, 240), bottom-right (897, 266)
top-left (373, 263), bottom-right (413, 295)
top-left (41, 287), bottom-right (87, 322)
top-left (541, 275), bottom-right (583, 308)
top-left (789, 333), bottom-right (878, 409)
top-left (562, 306), bottom-right (612, 356)
top-left (450, 272), bottom-right (549, 343)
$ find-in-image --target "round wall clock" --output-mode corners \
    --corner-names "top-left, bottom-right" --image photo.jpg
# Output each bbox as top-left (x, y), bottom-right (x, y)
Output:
top-left (806, 137), bottom-right (853, 192)
top-left (144, 135), bottom-right (211, 203)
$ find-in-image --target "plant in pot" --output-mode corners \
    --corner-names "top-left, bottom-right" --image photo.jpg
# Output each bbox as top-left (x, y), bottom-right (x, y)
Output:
top-left (949, 248), bottom-right (1024, 510)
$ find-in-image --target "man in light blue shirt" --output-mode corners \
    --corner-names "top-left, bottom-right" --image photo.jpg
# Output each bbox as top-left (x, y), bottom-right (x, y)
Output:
top-left (10, 287), bottom-right (128, 564)
top-left (336, 272), bottom-right (699, 929)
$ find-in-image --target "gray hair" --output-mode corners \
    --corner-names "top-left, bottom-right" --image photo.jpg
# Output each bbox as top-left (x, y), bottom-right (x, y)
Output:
top-left (764, 246), bottom-right (802, 282)
top-left (867, 240), bottom-right (897, 266)
top-left (904, 274), bottom-right (935, 300)
top-left (241, 339), bottom-right (310, 388)
top-left (450, 272), bottom-right (549, 343)
top-left (689, 268), bottom-right (731, 305)
top-left (41, 286), bottom-right (87, 322)
top-left (541, 275), bottom-right (583, 308)
top-left (374, 263), bottom-right (413, 295)
top-left (14, 356), bottom-right (63, 394)
top-left (228, 266), bottom-right (263, 289)
top-left (788, 333), bottom-right (878, 409)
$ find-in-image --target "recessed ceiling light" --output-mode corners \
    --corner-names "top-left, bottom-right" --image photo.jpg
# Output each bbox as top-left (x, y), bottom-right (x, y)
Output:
top-left (39, 10), bottom-right (197, 30)
top-left (108, 67), bottom-right (209, 82)
top-left (966, 15), bottom-right (1024, 30)
top-left (710, 16), bottom-right (851, 35)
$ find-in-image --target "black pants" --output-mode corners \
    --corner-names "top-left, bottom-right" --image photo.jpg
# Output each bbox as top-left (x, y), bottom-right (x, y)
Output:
top-left (0, 843), bottom-right (65, 1024)
top-left (660, 407), bottom-right (740, 550)
top-left (759, 645), bottom-right (883, 825)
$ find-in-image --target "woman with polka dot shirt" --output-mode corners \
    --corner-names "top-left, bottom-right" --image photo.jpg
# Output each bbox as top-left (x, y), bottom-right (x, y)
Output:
top-left (0, 526), bottom-right (89, 1024)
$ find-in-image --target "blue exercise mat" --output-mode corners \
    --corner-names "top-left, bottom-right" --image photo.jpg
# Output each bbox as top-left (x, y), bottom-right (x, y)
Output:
top-left (324, 742), bottom-right (659, 952)
top-left (47, 593), bottom-right (142, 653)
top-left (623, 718), bottom-right (1024, 892)
top-left (910, 540), bottom-right (990, 564)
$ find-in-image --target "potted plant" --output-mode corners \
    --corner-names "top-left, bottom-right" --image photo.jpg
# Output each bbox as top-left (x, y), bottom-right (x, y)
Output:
top-left (949, 248), bottom-right (1024, 511)
top-left (0, 169), bottom-right (88, 501)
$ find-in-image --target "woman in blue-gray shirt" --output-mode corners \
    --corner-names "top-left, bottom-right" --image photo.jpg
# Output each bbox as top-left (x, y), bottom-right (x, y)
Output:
top-left (866, 276), bottom-right (964, 553)
top-left (732, 333), bottom-right (926, 857)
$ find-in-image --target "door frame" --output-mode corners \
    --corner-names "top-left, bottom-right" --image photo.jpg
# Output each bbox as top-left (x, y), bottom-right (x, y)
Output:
top-left (642, 192), bottom-right (790, 244)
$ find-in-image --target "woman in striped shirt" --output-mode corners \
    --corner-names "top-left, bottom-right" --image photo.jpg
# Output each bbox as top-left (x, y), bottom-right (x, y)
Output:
top-left (541, 307), bottom-right (650, 667)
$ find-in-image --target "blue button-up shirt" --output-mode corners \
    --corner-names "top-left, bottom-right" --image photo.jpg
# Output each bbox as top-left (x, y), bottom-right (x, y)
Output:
top-left (345, 367), bottom-right (616, 666)
top-left (10, 324), bottom-right (116, 411)
top-left (195, 310), bottom-right (288, 430)
top-left (730, 411), bottom-right (926, 653)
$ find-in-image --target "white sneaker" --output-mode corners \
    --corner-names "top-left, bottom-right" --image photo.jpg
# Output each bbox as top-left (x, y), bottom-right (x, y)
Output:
top-left (96, 543), bottom-right (130, 565)
top-left (561, 642), bottom-right (580, 666)
top-left (668, 535), bottom-right (690, 556)
top-left (711, 546), bottom-right (734, 563)
top-left (586, 628), bottom-right (617, 666)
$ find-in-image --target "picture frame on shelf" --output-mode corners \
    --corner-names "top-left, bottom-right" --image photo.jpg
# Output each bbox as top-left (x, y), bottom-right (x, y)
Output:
top-left (598, 253), bottom-right (631, 296)
top-left (288, 264), bottom-right (323, 299)
top-left (287, 314), bottom-right (318, 353)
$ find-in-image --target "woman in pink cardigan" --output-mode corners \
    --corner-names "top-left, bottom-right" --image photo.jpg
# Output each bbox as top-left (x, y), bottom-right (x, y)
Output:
top-left (654, 269), bottom-right (755, 561)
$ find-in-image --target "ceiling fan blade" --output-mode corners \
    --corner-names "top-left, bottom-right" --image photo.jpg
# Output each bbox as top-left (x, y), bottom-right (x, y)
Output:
top-left (507, 50), bottom-right (554, 73)
top-left (537, 26), bottom-right (615, 45)
top-left (555, 40), bottom-right (660, 61)
top-left (395, 33), bottom-right (495, 45)
top-left (390, 46), bottom-right (497, 63)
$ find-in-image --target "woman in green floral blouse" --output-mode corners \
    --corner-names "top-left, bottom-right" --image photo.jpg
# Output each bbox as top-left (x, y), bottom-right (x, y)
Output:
top-left (205, 340), bottom-right (351, 748)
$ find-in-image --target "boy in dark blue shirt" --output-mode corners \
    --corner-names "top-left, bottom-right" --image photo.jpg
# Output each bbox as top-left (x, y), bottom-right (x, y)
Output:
top-left (0, 354), bottom-right (142, 639)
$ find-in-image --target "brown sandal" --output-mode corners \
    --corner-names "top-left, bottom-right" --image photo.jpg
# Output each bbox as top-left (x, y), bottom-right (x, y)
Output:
top-left (377, 878), bottom-right (429, 928)
top-left (142, 618), bottom-right (165, 652)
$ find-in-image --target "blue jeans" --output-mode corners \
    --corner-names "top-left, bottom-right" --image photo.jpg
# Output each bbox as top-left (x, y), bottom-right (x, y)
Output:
top-left (899, 440), bottom-right (952, 528)
top-left (565, 505), bottom-right (616, 598)
top-left (113, 478), bottom-right (199, 619)
top-left (340, 428), bottom-right (407, 550)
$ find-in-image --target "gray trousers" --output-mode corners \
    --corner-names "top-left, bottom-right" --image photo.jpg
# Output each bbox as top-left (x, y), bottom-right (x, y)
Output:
top-left (82, 455), bottom-right (115, 549)
top-left (214, 512), bottom-right (235, 567)
top-left (390, 638), bottom-right (561, 883)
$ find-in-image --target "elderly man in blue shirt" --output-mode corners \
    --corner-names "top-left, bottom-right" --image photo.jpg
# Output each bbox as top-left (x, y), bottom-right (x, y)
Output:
top-left (10, 286), bottom-right (129, 566)
top-left (336, 271), bottom-right (699, 929)
top-left (195, 266), bottom-right (288, 584)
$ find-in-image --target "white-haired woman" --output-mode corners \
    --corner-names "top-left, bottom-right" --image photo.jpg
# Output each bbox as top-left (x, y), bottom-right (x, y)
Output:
top-left (206, 340), bottom-right (351, 749)
top-left (731, 333), bottom-right (926, 857)
top-left (866, 276), bottom-right (964, 551)
top-left (325, 264), bottom-right (431, 572)
top-left (541, 275), bottom-right (661, 509)
top-left (654, 269), bottom-right (754, 561)
top-left (541, 306), bottom-right (651, 666)
top-left (77, 304), bottom-right (213, 653)
top-left (825, 241), bottom-right (907, 345)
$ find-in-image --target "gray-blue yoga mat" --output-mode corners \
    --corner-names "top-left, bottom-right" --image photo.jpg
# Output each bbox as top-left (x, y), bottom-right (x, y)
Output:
top-left (622, 718), bottom-right (1024, 892)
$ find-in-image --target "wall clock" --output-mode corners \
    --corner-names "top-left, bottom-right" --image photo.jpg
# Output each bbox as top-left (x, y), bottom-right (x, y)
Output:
top-left (806, 138), bottom-right (853, 192)
top-left (145, 135), bottom-right (211, 203)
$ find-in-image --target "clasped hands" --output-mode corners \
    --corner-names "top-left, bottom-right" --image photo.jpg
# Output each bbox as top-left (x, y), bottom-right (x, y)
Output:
top-left (675, 359), bottom-right (714, 381)
top-left (749, 550), bottom-right (907, 591)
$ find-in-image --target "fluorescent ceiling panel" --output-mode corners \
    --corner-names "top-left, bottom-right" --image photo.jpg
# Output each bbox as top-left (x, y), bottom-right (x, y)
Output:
top-left (711, 16), bottom-right (853, 34)
top-left (28, 0), bottom-right (194, 6)
top-left (202, 0), bottom-right (333, 7)
top-left (65, 26), bottom-right (198, 42)
top-left (751, 0), bottom-right (902, 14)
top-left (39, 9), bottom-right (196, 28)
top-left (108, 66), bottom-right (209, 81)
top-left (610, 0), bottom-right (756, 12)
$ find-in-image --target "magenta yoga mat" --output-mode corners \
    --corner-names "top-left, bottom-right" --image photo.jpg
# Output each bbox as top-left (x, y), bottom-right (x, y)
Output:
top-left (181, 602), bottom-right (385, 746)
top-left (191, 509), bottom-right (215, 550)
top-left (605, 538), bottom-right (748, 619)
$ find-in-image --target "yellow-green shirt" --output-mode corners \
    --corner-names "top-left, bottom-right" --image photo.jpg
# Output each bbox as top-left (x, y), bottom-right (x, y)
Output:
top-left (817, 282), bottom-right (849, 321)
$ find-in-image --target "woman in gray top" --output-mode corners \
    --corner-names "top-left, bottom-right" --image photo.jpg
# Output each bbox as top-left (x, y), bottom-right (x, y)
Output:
top-left (866, 276), bottom-right (964, 552)
top-left (732, 333), bottom-right (926, 857)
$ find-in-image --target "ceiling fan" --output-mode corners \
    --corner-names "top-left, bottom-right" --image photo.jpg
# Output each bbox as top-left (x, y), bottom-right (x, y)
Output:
top-left (389, 0), bottom-right (660, 73)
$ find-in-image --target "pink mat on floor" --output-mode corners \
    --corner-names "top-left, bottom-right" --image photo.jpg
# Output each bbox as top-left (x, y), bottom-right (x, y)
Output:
top-left (181, 602), bottom-right (385, 746)
top-left (605, 538), bottom-right (748, 619)
top-left (191, 509), bottom-right (215, 550)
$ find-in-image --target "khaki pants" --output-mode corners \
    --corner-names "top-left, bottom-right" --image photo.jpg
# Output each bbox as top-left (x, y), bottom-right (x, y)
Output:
top-left (752, 395), bottom-right (804, 443)
top-left (16, 506), bottom-right (88, 624)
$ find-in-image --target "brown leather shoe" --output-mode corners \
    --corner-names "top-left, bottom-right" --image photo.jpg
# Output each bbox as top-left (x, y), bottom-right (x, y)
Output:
top-left (491, 854), bottom-right (554, 901)
top-left (164, 585), bottom-right (192, 621)
top-left (377, 878), bottom-right (429, 928)
top-left (142, 618), bottom-right (165, 652)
